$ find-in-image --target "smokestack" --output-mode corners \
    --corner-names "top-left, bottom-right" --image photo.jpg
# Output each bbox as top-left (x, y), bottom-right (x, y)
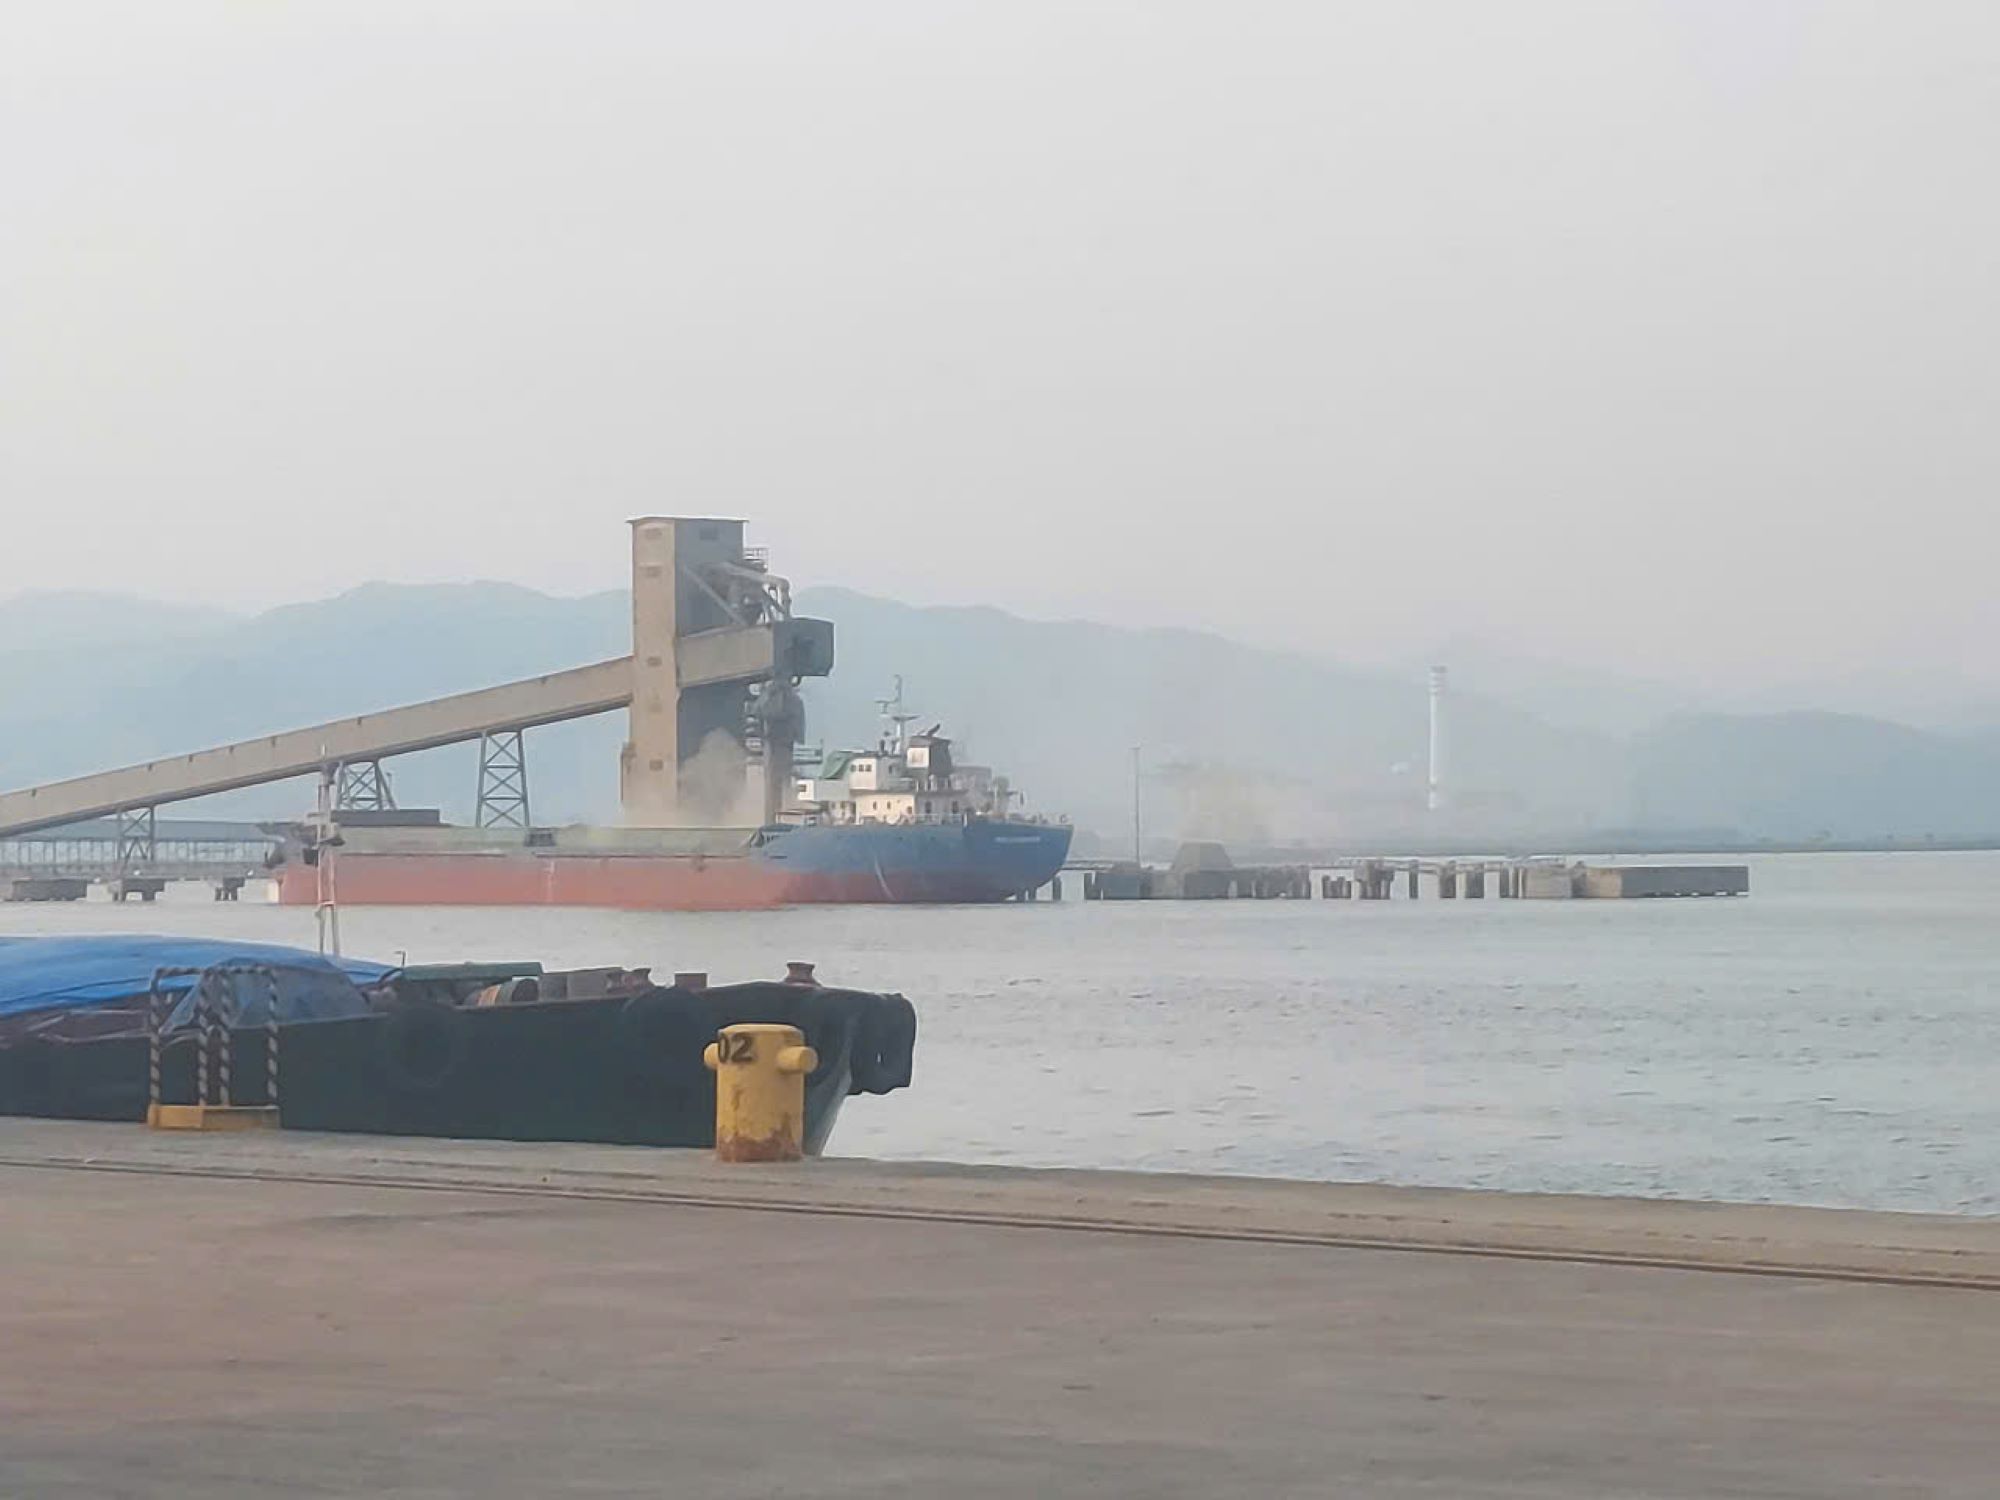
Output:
top-left (1427, 666), bottom-right (1447, 813)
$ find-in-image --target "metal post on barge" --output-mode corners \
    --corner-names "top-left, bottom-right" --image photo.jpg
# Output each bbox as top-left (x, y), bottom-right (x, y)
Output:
top-left (313, 761), bottom-right (341, 957)
top-left (145, 964), bottom-right (284, 1132)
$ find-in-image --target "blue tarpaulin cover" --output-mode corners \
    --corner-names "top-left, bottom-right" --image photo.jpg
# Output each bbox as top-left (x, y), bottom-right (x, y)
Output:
top-left (0, 936), bottom-right (393, 1023)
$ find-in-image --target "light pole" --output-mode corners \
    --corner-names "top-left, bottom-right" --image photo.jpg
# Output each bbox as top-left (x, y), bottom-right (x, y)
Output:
top-left (1131, 745), bottom-right (1142, 865)
top-left (1427, 665), bottom-right (1447, 813)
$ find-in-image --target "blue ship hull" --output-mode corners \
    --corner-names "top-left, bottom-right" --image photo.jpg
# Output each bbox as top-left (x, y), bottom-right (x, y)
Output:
top-left (752, 820), bottom-right (1073, 904)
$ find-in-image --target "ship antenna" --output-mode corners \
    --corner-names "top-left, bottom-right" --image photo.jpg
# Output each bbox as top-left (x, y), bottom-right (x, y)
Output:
top-left (875, 675), bottom-right (916, 756)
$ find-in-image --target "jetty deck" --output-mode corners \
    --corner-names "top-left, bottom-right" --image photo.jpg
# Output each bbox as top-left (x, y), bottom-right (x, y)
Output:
top-left (3, 1122), bottom-right (1994, 1497)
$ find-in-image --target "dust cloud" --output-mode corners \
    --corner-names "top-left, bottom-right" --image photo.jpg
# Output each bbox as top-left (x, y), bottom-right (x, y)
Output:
top-left (667, 729), bottom-right (766, 829)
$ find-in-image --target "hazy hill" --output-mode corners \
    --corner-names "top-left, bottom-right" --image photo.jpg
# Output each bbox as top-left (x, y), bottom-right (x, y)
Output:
top-left (1407, 639), bottom-right (1702, 739)
top-left (1627, 713), bottom-right (2000, 842)
top-left (1714, 669), bottom-right (2000, 735)
top-left (0, 591), bottom-right (234, 653)
top-left (0, 584), bottom-right (632, 823)
top-left (793, 588), bottom-right (1623, 843)
top-left (0, 582), bottom-right (1995, 844)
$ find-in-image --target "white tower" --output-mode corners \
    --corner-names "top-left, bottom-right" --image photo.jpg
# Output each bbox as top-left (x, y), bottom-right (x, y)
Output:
top-left (1427, 666), bottom-right (1447, 813)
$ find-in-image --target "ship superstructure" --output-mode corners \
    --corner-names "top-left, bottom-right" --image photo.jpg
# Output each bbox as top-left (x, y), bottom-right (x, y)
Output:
top-left (789, 681), bottom-right (1016, 828)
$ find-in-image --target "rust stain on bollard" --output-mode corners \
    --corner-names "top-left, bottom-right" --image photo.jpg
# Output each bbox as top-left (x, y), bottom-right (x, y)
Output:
top-left (714, 1114), bottom-right (805, 1163)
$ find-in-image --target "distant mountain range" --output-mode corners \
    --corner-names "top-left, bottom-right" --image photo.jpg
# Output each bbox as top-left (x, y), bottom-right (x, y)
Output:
top-left (1, 583), bottom-right (1997, 846)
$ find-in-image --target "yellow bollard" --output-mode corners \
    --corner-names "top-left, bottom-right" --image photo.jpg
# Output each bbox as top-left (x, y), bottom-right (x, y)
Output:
top-left (702, 1022), bottom-right (819, 1162)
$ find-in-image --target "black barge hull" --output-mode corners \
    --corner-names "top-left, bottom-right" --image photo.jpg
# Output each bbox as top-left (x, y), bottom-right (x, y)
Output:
top-left (0, 983), bottom-right (915, 1155)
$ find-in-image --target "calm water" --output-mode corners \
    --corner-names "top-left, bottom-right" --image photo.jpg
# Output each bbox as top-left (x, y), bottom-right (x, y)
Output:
top-left (4, 853), bottom-right (1995, 1215)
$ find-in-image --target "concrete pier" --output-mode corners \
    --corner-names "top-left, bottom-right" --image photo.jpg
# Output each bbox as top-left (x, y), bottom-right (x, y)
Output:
top-left (1578, 863), bottom-right (1752, 898)
top-left (1074, 847), bottom-right (1310, 901)
top-left (105, 874), bottom-right (168, 902)
top-left (0, 1122), bottom-right (1994, 1498)
top-left (1294, 859), bottom-right (1752, 903)
top-left (1520, 863), bottom-right (1577, 899)
top-left (2, 876), bottom-right (88, 902)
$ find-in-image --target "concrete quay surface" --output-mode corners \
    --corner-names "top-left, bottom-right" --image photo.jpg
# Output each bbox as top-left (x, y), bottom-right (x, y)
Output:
top-left (2, 1121), bottom-right (1996, 1498)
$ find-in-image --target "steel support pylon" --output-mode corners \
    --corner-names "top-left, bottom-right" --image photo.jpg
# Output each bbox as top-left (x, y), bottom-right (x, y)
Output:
top-left (475, 730), bottom-right (531, 828)
top-left (116, 805), bottom-right (157, 873)
top-left (333, 759), bottom-right (396, 811)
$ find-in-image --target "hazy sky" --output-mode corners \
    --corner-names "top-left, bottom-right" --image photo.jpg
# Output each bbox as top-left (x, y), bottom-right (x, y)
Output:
top-left (3, 3), bottom-right (1993, 690)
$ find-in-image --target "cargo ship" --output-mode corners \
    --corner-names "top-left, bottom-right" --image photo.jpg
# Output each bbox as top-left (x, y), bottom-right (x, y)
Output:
top-left (272, 691), bottom-right (1072, 910)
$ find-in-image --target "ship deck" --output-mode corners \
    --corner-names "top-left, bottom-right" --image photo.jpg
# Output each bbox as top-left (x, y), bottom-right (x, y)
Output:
top-left (328, 821), bottom-right (763, 857)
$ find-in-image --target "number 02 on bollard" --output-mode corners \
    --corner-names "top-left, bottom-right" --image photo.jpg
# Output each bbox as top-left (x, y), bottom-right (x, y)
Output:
top-left (702, 1022), bottom-right (818, 1162)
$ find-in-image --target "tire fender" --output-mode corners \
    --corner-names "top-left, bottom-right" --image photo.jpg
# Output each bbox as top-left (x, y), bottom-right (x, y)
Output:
top-left (375, 1000), bottom-right (466, 1094)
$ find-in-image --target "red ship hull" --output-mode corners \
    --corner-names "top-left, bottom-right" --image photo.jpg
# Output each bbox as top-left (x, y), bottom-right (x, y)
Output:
top-left (278, 854), bottom-right (799, 911)
top-left (274, 853), bottom-right (1047, 910)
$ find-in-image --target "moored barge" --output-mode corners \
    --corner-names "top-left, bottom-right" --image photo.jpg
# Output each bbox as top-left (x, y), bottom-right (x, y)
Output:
top-left (0, 937), bottom-right (914, 1152)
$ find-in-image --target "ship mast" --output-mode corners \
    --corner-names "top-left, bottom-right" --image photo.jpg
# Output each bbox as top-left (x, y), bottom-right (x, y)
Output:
top-left (876, 676), bottom-right (919, 758)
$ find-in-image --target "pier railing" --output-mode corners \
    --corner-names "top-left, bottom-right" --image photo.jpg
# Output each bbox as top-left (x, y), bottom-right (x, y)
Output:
top-left (0, 834), bottom-right (274, 881)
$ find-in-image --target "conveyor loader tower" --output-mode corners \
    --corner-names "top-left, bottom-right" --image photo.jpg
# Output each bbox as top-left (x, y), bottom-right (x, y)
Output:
top-left (622, 517), bottom-right (834, 827)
